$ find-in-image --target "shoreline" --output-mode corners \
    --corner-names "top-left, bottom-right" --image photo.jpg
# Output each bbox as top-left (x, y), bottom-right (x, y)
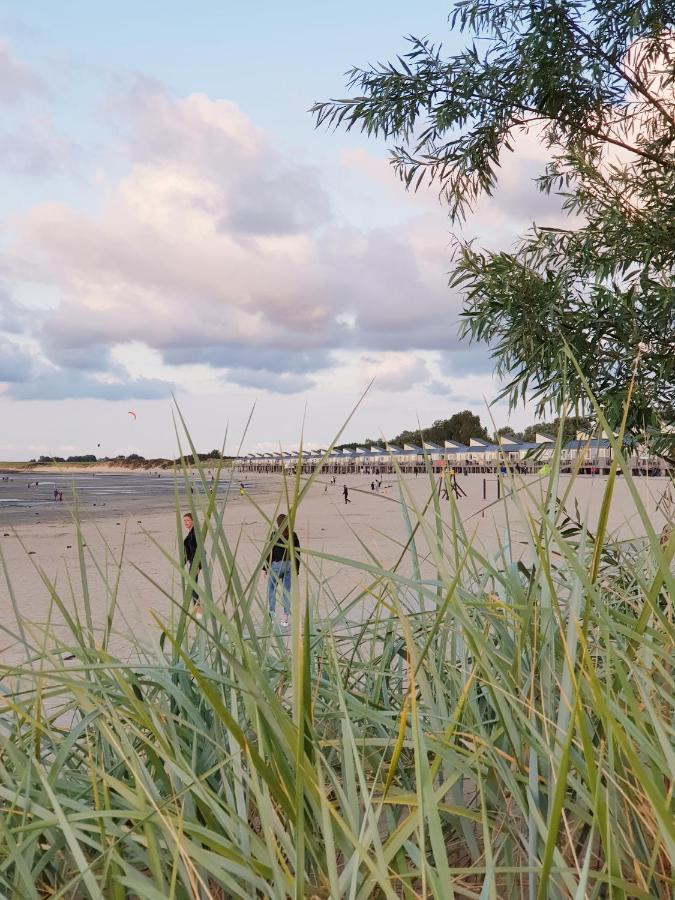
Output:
top-left (0, 459), bottom-right (231, 475)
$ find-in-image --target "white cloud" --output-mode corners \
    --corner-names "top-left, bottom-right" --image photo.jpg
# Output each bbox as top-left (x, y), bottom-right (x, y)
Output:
top-left (360, 353), bottom-right (431, 392)
top-left (0, 114), bottom-right (78, 174)
top-left (6, 83), bottom-right (471, 401)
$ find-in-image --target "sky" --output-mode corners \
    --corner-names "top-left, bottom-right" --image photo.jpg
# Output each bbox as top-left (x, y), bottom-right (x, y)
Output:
top-left (0, 1), bottom-right (564, 458)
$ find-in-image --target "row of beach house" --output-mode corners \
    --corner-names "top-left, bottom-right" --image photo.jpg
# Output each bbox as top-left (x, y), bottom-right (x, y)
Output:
top-left (235, 433), bottom-right (668, 477)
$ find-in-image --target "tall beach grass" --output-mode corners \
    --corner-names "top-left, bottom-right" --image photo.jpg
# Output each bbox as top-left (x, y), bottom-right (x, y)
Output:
top-left (0, 414), bottom-right (673, 898)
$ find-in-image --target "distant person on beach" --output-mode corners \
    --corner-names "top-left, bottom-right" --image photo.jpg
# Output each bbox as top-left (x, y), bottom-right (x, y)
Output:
top-left (182, 512), bottom-right (202, 619)
top-left (343, 485), bottom-right (350, 504)
top-left (58, 491), bottom-right (63, 502)
top-left (371, 481), bottom-right (375, 491)
top-left (53, 488), bottom-right (58, 501)
top-left (263, 514), bottom-right (299, 627)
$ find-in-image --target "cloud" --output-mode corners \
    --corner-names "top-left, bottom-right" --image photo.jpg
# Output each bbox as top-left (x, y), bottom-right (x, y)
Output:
top-left (0, 38), bottom-right (42, 103)
top-left (162, 345), bottom-right (332, 375)
top-left (0, 337), bottom-right (36, 382)
top-left (360, 353), bottom-right (431, 392)
top-left (225, 368), bottom-right (314, 394)
top-left (6, 82), bottom-right (515, 399)
top-left (42, 343), bottom-right (115, 372)
top-left (222, 168), bottom-right (331, 236)
top-left (0, 116), bottom-right (78, 175)
top-left (424, 379), bottom-right (472, 400)
top-left (439, 348), bottom-right (495, 376)
top-left (8, 369), bottom-right (174, 401)
top-left (0, 289), bottom-right (26, 333)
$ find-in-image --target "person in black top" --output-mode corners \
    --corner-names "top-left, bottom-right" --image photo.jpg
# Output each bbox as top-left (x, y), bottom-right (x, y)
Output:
top-left (183, 512), bottom-right (202, 619)
top-left (343, 485), bottom-right (350, 504)
top-left (263, 514), bottom-right (299, 627)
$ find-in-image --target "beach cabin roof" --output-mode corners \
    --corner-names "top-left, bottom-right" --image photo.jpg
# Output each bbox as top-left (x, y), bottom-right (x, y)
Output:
top-left (467, 443), bottom-right (498, 453)
top-left (444, 440), bottom-right (464, 448)
top-left (502, 441), bottom-right (537, 452)
top-left (422, 441), bottom-right (442, 450)
top-left (535, 433), bottom-right (555, 444)
top-left (403, 443), bottom-right (423, 452)
top-left (369, 445), bottom-right (385, 454)
top-left (565, 438), bottom-right (611, 450)
top-left (469, 438), bottom-right (490, 447)
top-left (355, 447), bottom-right (369, 454)
top-left (386, 444), bottom-right (402, 452)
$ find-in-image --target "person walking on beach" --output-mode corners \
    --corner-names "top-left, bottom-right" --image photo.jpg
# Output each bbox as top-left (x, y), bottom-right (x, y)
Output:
top-left (371, 481), bottom-right (375, 492)
top-left (183, 512), bottom-right (202, 619)
top-left (264, 514), bottom-right (299, 627)
top-left (343, 485), bottom-right (350, 504)
top-left (53, 488), bottom-right (58, 501)
top-left (58, 491), bottom-right (63, 502)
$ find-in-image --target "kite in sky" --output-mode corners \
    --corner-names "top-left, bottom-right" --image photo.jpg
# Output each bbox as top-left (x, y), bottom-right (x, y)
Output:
top-left (128, 411), bottom-right (137, 420)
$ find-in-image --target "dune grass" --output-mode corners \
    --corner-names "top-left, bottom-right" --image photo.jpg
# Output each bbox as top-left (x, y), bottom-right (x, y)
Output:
top-left (0, 416), bottom-right (673, 899)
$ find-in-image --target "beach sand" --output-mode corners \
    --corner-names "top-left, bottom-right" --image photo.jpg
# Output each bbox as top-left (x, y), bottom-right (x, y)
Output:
top-left (0, 470), bottom-right (669, 663)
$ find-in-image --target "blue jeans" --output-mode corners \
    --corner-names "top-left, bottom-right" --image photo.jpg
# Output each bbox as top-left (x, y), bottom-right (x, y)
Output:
top-left (268, 561), bottom-right (291, 615)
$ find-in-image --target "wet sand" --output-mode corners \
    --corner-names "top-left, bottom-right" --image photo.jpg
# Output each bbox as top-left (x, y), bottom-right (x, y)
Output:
top-left (0, 470), bottom-right (669, 664)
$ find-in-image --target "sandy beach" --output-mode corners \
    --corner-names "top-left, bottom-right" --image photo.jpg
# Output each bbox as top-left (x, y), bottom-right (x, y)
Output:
top-left (0, 469), bottom-right (669, 663)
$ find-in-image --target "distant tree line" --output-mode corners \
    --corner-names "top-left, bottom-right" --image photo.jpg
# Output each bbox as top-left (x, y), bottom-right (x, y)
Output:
top-left (31, 451), bottom-right (230, 464)
top-left (494, 417), bottom-right (592, 445)
top-left (336, 411), bottom-right (595, 451)
top-left (36, 454), bottom-right (98, 463)
top-left (336, 410), bottom-right (488, 450)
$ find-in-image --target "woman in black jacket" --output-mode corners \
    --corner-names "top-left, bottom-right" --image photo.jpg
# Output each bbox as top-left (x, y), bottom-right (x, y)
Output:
top-left (183, 512), bottom-right (202, 619)
top-left (264, 514), bottom-right (299, 627)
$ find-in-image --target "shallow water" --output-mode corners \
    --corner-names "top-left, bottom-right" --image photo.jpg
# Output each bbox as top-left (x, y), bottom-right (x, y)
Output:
top-left (0, 471), bottom-right (254, 518)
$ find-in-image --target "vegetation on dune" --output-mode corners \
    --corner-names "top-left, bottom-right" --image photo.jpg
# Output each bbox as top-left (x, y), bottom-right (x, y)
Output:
top-left (11, 452), bottom-right (233, 470)
top-left (0, 409), bottom-right (672, 898)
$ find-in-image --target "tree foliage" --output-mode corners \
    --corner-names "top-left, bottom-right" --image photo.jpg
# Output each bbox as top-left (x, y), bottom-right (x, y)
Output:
top-left (313, 1), bottom-right (675, 436)
top-left (335, 410), bottom-right (489, 449)
top-left (393, 410), bottom-right (488, 446)
top-left (520, 416), bottom-right (592, 444)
